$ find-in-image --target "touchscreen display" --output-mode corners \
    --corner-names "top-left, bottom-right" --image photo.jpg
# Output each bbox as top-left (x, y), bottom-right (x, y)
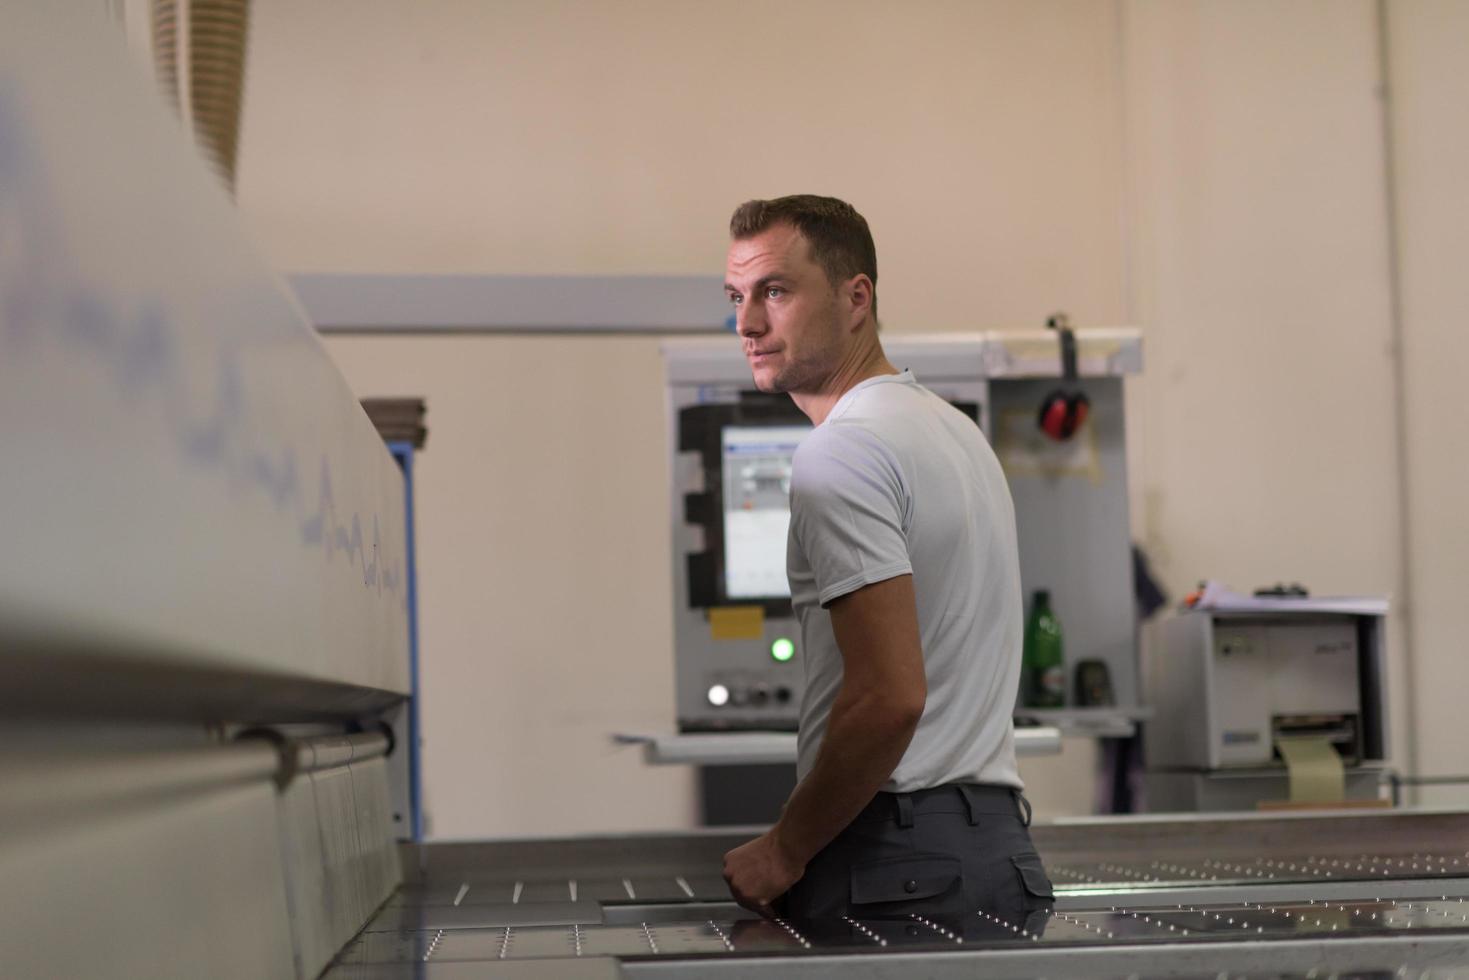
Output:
top-left (720, 425), bottom-right (810, 600)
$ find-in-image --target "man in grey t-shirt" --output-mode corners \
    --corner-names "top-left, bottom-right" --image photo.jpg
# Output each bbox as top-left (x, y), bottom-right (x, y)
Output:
top-left (720, 195), bottom-right (1052, 930)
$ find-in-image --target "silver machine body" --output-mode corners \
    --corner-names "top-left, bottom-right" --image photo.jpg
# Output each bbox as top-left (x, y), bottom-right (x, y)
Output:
top-left (662, 331), bottom-right (1145, 733)
top-left (0, 8), bottom-right (411, 977)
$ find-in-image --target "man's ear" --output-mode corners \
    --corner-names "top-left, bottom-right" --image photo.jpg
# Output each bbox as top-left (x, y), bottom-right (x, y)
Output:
top-left (845, 275), bottom-right (874, 331)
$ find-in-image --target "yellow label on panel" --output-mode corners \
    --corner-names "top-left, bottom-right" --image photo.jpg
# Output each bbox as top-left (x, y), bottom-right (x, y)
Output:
top-left (709, 606), bottom-right (765, 641)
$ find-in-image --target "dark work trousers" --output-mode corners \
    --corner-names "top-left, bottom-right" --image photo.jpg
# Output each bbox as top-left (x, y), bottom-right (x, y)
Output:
top-left (779, 784), bottom-right (1054, 940)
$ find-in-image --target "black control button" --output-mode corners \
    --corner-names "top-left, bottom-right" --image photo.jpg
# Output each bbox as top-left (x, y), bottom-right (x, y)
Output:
top-left (903, 879), bottom-right (918, 893)
top-left (774, 687), bottom-right (792, 704)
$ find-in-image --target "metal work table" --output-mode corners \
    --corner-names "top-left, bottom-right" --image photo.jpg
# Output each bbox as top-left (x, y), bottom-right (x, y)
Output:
top-left (618, 725), bottom-right (1063, 765)
top-left (322, 809), bottom-right (1469, 979)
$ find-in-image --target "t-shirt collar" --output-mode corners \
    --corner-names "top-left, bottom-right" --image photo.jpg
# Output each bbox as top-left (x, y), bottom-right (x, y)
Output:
top-left (824, 368), bottom-right (916, 424)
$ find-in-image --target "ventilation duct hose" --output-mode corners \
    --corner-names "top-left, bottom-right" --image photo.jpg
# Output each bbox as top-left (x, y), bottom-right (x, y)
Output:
top-left (150, 0), bottom-right (251, 193)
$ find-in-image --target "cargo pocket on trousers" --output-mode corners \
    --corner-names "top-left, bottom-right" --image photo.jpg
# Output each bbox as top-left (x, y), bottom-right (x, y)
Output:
top-left (1011, 852), bottom-right (1056, 936)
top-left (849, 854), bottom-right (964, 920)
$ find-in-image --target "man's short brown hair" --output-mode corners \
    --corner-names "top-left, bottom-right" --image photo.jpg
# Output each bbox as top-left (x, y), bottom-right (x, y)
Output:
top-left (729, 194), bottom-right (878, 319)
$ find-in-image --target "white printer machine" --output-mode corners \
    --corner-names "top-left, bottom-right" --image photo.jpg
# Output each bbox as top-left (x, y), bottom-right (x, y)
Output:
top-left (1144, 600), bottom-right (1389, 810)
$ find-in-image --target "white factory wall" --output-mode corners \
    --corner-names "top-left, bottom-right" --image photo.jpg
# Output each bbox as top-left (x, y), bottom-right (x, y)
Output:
top-left (1383, 0), bottom-right (1469, 808)
top-left (319, 335), bottom-right (695, 837)
top-left (224, 0), bottom-right (1469, 837)
top-left (1119, 2), bottom-right (1413, 789)
top-left (237, 0), bottom-right (1128, 323)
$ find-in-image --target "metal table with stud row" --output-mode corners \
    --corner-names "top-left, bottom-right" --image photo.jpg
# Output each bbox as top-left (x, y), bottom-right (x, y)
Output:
top-left (323, 809), bottom-right (1469, 979)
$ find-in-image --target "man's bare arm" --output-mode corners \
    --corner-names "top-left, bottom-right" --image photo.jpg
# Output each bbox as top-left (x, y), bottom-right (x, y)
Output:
top-left (723, 574), bottom-right (926, 910)
top-left (773, 572), bottom-right (926, 861)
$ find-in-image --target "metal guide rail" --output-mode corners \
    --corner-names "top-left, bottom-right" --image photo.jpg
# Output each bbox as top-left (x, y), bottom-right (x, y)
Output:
top-left (322, 811), bottom-right (1469, 979)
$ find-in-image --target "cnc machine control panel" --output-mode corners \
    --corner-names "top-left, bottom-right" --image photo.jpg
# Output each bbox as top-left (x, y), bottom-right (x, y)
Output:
top-left (675, 398), bottom-right (808, 730)
top-left (664, 332), bottom-right (1140, 735)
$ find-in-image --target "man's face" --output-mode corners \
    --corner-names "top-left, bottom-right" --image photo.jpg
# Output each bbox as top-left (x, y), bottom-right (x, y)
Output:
top-left (725, 223), bottom-right (847, 395)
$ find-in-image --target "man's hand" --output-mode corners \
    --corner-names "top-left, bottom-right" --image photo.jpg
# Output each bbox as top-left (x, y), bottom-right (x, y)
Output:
top-left (722, 830), bottom-right (805, 915)
top-left (720, 576), bottom-right (924, 920)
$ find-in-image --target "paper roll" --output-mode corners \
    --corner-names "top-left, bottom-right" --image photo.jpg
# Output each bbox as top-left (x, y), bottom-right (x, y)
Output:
top-left (1276, 736), bottom-right (1346, 803)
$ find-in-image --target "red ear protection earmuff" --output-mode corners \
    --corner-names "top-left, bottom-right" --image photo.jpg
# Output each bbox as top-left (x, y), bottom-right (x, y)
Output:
top-left (1037, 313), bottom-right (1090, 441)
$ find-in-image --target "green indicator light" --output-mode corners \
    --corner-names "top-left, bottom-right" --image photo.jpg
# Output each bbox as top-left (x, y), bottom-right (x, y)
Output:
top-left (771, 637), bottom-right (796, 663)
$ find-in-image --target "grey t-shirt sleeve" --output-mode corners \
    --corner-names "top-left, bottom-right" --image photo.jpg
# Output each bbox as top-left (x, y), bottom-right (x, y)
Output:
top-left (789, 422), bottom-right (913, 608)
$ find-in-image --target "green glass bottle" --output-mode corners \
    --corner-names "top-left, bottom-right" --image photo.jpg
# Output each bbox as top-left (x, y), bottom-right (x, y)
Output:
top-left (1023, 589), bottom-right (1066, 708)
